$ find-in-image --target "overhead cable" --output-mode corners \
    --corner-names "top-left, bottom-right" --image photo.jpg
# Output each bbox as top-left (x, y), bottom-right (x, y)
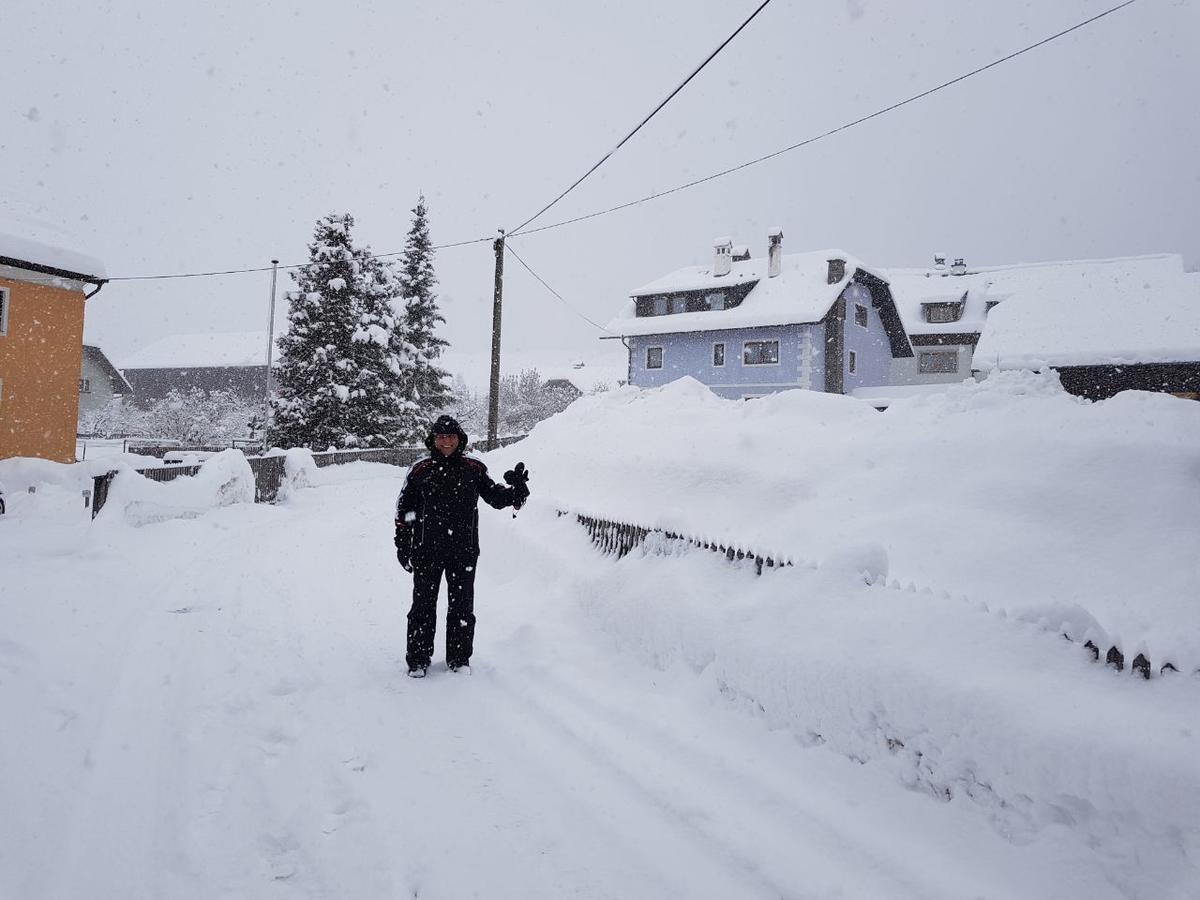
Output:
top-left (506, 0), bottom-right (775, 236)
top-left (106, 234), bottom-right (494, 282)
top-left (504, 243), bottom-right (610, 332)
top-left (510, 0), bottom-right (1140, 239)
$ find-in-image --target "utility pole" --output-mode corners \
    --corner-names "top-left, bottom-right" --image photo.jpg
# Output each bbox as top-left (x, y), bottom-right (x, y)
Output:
top-left (486, 230), bottom-right (505, 451)
top-left (263, 259), bottom-right (280, 451)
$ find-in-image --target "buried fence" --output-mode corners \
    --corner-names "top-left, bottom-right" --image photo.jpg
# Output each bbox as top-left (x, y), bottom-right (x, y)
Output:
top-left (88, 438), bottom-right (530, 519)
top-left (567, 510), bottom-right (1187, 683)
top-left (90, 449), bottom-right (391, 518)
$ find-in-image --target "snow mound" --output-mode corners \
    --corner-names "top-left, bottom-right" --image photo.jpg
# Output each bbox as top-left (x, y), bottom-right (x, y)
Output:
top-left (500, 376), bottom-right (1200, 672)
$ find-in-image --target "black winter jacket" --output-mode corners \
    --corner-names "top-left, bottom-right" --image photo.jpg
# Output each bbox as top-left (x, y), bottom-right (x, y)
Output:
top-left (395, 450), bottom-right (519, 562)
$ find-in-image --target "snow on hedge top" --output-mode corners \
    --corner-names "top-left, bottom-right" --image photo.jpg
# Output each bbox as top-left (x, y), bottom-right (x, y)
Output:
top-left (606, 249), bottom-right (867, 337)
top-left (971, 255), bottom-right (1200, 369)
top-left (122, 331), bottom-right (273, 369)
top-left (503, 374), bottom-right (1200, 671)
top-left (0, 212), bottom-right (107, 280)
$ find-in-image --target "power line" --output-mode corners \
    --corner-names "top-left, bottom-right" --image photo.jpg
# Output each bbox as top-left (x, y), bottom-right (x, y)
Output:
top-left (504, 242), bottom-right (610, 332)
top-left (510, 0), bottom-right (1140, 240)
top-left (106, 234), bottom-right (494, 282)
top-left (104, 0), bottom-right (1137, 281)
top-left (506, 0), bottom-right (775, 236)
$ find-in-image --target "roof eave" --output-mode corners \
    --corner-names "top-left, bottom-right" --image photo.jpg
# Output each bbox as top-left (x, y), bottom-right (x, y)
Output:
top-left (0, 254), bottom-right (108, 286)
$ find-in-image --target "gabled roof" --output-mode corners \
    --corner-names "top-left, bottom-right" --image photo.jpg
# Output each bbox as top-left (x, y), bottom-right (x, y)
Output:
top-left (122, 331), bottom-right (274, 370)
top-left (82, 345), bottom-right (134, 393)
top-left (971, 254), bottom-right (1200, 370)
top-left (606, 249), bottom-right (879, 337)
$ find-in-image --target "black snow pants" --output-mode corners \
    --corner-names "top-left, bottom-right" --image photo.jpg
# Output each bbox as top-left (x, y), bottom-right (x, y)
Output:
top-left (406, 556), bottom-right (477, 670)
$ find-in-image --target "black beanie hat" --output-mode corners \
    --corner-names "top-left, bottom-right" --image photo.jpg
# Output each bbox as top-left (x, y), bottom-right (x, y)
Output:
top-left (425, 415), bottom-right (469, 451)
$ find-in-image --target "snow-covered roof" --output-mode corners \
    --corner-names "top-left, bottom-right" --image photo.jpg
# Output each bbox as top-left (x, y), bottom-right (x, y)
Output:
top-left (82, 345), bottom-right (134, 393)
top-left (971, 254), bottom-right (1200, 370)
top-left (121, 332), bottom-right (274, 370)
top-left (606, 249), bottom-right (873, 337)
top-left (0, 214), bottom-right (107, 281)
top-left (439, 348), bottom-right (627, 394)
top-left (885, 254), bottom-right (1187, 341)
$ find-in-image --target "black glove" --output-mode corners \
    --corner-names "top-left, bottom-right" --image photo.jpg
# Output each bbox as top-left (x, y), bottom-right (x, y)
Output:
top-left (503, 462), bottom-right (530, 509)
top-left (395, 528), bottom-right (413, 572)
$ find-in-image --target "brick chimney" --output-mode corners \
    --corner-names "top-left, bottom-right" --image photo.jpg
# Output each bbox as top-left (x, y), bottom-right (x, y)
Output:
top-left (767, 228), bottom-right (783, 278)
top-left (713, 237), bottom-right (733, 277)
top-left (826, 257), bottom-right (846, 284)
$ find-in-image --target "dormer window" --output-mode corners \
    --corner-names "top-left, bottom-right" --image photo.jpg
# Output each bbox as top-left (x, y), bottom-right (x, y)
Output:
top-left (922, 294), bottom-right (967, 324)
top-left (633, 281), bottom-right (758, 318)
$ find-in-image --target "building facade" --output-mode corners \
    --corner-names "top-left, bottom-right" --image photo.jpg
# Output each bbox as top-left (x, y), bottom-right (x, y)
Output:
top-left (0, 243), bottom-right (107, 462)
top-left (608, 234), bottom-right (912, 400)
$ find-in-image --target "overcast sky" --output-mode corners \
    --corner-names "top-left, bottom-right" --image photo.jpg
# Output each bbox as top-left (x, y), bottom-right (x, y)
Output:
top-left (4, 0), bottom-right (1197, 378)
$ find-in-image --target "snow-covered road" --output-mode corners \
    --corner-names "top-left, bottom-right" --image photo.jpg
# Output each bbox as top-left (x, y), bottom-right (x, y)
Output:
top-left (0, 464), bottom-right (1185, 898)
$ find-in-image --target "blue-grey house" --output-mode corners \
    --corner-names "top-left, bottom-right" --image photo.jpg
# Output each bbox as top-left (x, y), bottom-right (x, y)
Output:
top-left (605, 233), bottom-right (913, 399)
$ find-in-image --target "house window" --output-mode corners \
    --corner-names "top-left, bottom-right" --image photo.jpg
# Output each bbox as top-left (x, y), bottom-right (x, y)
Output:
top-left (0, 287), bottom-right (8, 336)
top-left (646, 346), bottom-right (663, 369)
top-left (924, 302), bottom-right (964, 324)
top-left (713, 343), bottom-right (725, 367)
top-left (743, 340), bottom-right (779, 366)
top-left (854, 304), bottom-right (868, 328)
top-left (79, 378), bottom-right (92, 394)
top-left (919, 350), bottom-right (959, 374)
top-left (848, 350), bottom-right (857, 375)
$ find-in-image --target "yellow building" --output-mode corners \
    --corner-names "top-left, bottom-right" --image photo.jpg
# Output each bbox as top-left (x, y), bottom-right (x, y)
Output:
top-left (0, 241), bottom-right (107, 463)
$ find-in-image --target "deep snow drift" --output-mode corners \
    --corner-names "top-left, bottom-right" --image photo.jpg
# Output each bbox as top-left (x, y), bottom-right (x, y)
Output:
top-left (2, 374), bottom-right (1198, 898)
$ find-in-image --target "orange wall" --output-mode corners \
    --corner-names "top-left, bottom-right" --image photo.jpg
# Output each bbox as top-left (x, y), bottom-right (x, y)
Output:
top-left (0, 275), bottom-right (86, 463)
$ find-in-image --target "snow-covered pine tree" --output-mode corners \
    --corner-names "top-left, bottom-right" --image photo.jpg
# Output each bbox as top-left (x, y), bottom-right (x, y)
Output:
top-left (397, 195), bottom-right (452, 431)
top-left (271, 213), bottom-right (411, 449)
top-left (347, 251), bottom-right (418, 447)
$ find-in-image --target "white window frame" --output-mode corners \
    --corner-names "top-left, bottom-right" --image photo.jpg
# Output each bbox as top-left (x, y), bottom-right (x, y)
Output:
top-left (742, 339), bottom-right (780, 367)
top-left (712, 342), bottom-right (725, 367)
top-left (854, 303), bottom-right (868, 329)
top-left (919, 350), bottom-right (959, 374)
top-left (80, 377), bottom-right (92, 394)
top-left (848, 350), bottom-right (858, 375)
top-left (0, 287), bottom-right (8, 336)
top-left (646, 345), bottom-right (664, 370)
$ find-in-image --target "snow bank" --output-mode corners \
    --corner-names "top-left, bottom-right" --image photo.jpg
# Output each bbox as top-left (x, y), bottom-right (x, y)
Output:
top-left (565, 537), bottom-right (1200, 897)
top-left (509, 373), bottom-right (1200, 672)
top-left (95, 449), bottom-right (255, 526)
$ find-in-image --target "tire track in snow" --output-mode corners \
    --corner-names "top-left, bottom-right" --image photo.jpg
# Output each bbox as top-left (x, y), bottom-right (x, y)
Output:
top-left (475, 664), bottom-right (944, 900)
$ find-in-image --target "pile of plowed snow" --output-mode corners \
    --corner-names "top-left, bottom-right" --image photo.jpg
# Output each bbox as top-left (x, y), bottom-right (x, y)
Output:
top-left (515, 372), bottom-right (1200, 673)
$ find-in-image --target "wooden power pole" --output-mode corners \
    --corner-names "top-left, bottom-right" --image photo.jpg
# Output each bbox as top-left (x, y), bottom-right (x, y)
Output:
top-left (487, 230), bottom-right (505, 451)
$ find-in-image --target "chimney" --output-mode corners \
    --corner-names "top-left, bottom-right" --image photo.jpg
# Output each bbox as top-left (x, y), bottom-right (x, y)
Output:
top-left (767, 228), bottom-right (783, 278)
top-left (713, 237), bottom-right (733, 277)
top-left (826, 257), bottom-right (846, 285)
top-left (951, 257), bottom-right (967, 276)
top-left (933, 253), bottom-right (947, 270)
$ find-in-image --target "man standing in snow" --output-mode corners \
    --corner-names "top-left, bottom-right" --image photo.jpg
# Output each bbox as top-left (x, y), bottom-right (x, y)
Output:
top-left (395, 415), bottom-right (530, 677)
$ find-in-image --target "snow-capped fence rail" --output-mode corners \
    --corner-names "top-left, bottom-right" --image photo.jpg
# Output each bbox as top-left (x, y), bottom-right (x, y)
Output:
top-left (569, 510), bottom-right (1186, 682)
top-left (310, 447), bottom-right (425, 468)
